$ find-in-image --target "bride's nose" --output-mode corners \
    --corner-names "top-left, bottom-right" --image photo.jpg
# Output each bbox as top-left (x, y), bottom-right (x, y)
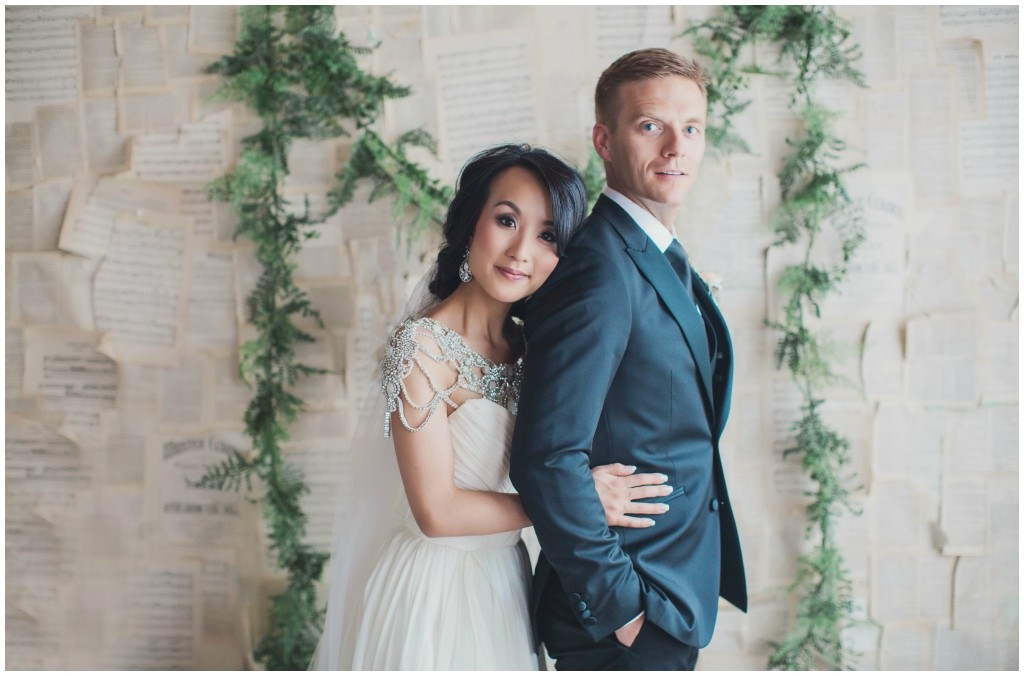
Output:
top-left (506, 234), bottom-right (528, 262)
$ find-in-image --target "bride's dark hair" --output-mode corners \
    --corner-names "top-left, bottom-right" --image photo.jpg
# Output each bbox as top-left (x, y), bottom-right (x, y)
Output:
top-left (428, 144), bottom-right (588, 305)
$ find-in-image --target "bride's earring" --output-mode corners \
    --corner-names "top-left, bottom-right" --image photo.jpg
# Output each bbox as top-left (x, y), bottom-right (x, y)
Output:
top-left (458, 247), bottom-right (473, 283)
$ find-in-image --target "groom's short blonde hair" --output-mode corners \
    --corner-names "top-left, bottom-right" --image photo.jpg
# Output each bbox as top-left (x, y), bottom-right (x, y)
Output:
top-left (595, 48), bottom-right (709, 128)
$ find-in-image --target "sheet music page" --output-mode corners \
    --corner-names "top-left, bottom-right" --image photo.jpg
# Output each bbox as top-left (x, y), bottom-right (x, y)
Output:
top-left (188, 6), bottom-right (239, 55)
top-left (146, 6), bottom-right (189, 23)
top-left (4, 5), bottom-right (93, 121)
top-left (22, 327), bottom-right (118, 443)
top-left (77, 21), bottom-right (119, 95)
top-left (35, 104), bottom-right (85, 180)
top-left (592, 5), bottom-right (673, 65)
top-left (895, 6), bottom-right (935, 68)
top-left (6, 121), bottom-right (37, 189)
top-left (688, 176), bottom-right (767, 318)
top-left (5, 416), bottom-right (90, 669)
top-left (937, 39), bottom-right (985, 120)
top-left (880, 625), bottom-right (930, 669)
top-left (7, 189), bottom-right (34, 251)
top-left (7, 326), bottom-right (26, 398)
top-left (863, 86), bottom-right (908, 170)
top-left (907, 67), bottom-right (958, 204)
top-left (164, 22), bottom-right (218, 80)
top-left (981, 320), bottom-right (1018, 403)
top-left (118, 88), bottom-right (191, 134)
top-left (937, 476), bottom-right (987, 555)
top-left (68, 559), bottom-right (201, 669)
top-left (129, 112), bottom-right (232, 241)
top-left (904, 314), bottom-right (981, 406)
top-left (34, 180), bottom-right (74, 250)
top-left (871, 550), bottom-right (919, 623)
top-left (959, 42), bottom-right (1018, 196)
top-left (853, 8), bottom-right (899, 87)
top-left (346, 293), bottom-right (384, 401)
top-left (59, 175), bottom-right (182, 259)
top-left (185, 249), bottom-right (237, 349)
top-left (937, 5), bottom-right (1019, 40)
top-left (425, 30), bottom-right (542, 172)
top-left (114, 18), bottom-right (166, 89)
top-left (96, 411), bottom-right (147, 484)
top-left (822, 172), bottom-right (909, 320)
top-left (146, 431), bottom-right (249, 548)
top-left (860, 321), bottom-right (904, 401)
top-left (158, 355), bottom-right (207, 428)
top-left (282, 438), bottom-right (352, 552)
top-left (83, 97), bottom-right (131, 173)
top-left (10, 252), bottom-right (98, 329)
top-left (115, 362), bottom-right (161, 414)
top-left (94, 210), bottom-right (194, 366)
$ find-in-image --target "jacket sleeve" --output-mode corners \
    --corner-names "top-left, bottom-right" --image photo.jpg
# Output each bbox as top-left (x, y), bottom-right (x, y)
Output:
top-left (509, 245), bottom-right (644, 641)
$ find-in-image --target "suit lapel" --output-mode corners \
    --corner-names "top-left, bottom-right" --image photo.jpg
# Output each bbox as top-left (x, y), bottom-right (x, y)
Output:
top-left (593, 197), bottom-right (715, 411)
top-left (626, 247), bottom-right (714, 408)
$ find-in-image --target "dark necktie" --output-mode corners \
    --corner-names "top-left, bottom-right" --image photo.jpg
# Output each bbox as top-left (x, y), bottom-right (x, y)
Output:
top-left (665, 239), bottom-right (696, 305)
top-left (665, 240), bottom-right (718, 368)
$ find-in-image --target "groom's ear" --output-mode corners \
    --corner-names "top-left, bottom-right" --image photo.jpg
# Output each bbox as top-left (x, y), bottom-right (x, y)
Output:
top-left (592, 123), bottom-right (613, 163)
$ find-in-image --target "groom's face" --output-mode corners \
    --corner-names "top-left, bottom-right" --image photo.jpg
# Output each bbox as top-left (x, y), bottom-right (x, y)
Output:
top-left (593, 75), bottom-right (707, 225)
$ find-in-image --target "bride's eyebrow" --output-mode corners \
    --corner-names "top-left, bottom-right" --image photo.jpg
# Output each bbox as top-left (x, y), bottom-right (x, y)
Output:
top-left (493, 200), bottom-right (521, 214)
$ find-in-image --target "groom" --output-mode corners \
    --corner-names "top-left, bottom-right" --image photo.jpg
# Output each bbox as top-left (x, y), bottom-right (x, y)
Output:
top-left (509, 48), bottom-right (747, 670)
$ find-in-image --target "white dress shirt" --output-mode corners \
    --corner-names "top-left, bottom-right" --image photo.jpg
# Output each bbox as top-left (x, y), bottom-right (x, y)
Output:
top-left (602, 186), bottom-right (676, 252)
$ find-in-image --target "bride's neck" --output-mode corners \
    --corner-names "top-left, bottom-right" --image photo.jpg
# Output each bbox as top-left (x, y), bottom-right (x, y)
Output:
top-left (429, 285), bottom-right (511, 353)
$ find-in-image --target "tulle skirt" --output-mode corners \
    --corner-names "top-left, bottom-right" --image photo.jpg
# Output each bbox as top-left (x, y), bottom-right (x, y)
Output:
top-left (349, 526), bottom-right (539, 670)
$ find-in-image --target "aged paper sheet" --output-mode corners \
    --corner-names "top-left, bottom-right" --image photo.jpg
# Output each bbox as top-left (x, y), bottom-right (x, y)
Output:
top-left (425, 30), bottom-right (541, 172)
top-left (94, 210), bottom-right (194, 366)
top-left (59, 175), bottom-right (182, 258)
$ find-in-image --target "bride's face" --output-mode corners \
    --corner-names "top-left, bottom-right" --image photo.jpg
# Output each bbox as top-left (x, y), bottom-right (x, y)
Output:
top-left (465, 166), bottom-right (560, 304)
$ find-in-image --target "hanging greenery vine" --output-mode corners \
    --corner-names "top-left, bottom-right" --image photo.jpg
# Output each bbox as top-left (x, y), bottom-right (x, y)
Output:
top-left (191, 6), bottom-right (449, 670)
top-left (686, 6), bottom-right (866, 670)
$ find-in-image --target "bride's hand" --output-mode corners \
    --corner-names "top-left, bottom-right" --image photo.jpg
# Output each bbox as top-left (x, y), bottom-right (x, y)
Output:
top-left (591, 464), bottom-right (672, 528)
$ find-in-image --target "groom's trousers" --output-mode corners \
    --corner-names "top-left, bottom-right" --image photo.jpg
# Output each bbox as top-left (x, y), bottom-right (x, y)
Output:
top-left (537, 571), bottom-right (699, 671)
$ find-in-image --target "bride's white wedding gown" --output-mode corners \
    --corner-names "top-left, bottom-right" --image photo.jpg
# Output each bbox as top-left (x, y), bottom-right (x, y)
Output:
top-left (347, 318), bottom-right (538, 670)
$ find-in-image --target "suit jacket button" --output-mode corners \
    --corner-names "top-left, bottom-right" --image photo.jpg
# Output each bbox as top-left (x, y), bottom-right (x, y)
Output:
top-left (580, 609), bottom-right (592, 620)
top-left (584, 617), bottom-right (597, 626)
top-left (576, 601), bottom-right (587, 611)
top-left (570, 593), bottom-right (581, 602)
top-left (710, 498), bottom-right (719, 512)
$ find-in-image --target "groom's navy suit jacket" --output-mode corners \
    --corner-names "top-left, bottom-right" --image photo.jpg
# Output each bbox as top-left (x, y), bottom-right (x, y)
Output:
top-left (509, 196), bottom-right (747, 651)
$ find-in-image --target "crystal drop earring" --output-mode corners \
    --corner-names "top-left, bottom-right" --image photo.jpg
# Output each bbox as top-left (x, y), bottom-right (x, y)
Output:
top-left (458, 247), bottom-right (473, 283)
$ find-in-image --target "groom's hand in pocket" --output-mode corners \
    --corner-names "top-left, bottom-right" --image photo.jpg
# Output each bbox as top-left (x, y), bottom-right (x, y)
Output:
top-left (614, 612), bottom-right (645, 647)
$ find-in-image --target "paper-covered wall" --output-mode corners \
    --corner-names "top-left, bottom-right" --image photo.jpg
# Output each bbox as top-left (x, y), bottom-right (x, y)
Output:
top-left (5, 5), bottom-right (1017, 670)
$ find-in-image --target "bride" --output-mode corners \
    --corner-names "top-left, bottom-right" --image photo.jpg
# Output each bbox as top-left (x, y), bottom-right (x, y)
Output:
top-left (312, 145), bottom-right (671, 670)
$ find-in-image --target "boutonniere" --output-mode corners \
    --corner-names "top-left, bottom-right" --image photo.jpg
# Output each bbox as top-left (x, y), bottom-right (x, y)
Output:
top-left (698, 271), bottom-right (723, 303)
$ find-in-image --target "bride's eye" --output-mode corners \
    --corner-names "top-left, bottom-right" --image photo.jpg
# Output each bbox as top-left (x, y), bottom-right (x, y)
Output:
top-left (539, 230), bottom-right (557, 244)
top-left (497, 214), bottom-right (516, 228)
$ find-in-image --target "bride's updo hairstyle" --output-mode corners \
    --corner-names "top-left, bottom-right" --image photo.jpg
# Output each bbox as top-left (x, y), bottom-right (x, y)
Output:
top-left (428, 144), bottom-right (588, 304)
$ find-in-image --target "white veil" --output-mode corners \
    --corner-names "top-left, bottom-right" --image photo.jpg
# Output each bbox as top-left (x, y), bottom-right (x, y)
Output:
top-left (309, 269), bottom-right (439, 670)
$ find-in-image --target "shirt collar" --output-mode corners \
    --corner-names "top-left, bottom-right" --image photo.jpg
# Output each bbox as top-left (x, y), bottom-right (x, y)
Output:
top-left (602, 186), bottom-right (676, 253)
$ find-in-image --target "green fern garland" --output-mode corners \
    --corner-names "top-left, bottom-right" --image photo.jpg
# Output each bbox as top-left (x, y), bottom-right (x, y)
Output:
top-left (687, 6), bottom-right (866, 670)
top-left (192, 6), bottom-right (449, 669)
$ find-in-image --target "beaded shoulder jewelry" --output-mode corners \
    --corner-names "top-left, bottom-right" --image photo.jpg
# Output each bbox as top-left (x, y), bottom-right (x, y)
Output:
top-left (381, 317), bottom-right (522, 437)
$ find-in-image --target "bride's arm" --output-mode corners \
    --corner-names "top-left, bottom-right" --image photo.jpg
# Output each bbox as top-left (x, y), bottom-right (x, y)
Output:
top-left (395, 428), bottom-right (528, 537)
top-left (390, 341), bottom-right (530, 537)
